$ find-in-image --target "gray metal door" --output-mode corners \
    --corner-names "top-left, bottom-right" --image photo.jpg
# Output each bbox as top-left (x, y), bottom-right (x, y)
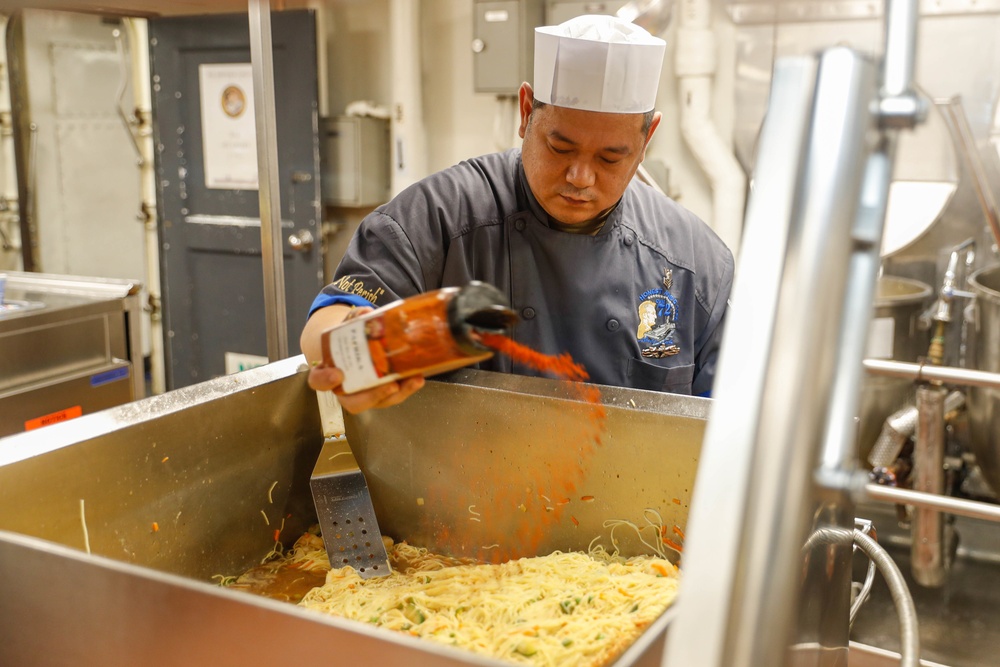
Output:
top-left (149, 10), bottom-right (321, 389)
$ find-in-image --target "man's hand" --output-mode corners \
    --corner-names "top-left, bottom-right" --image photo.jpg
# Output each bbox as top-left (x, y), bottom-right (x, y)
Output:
top-left (309, 367), bottom-right (426, 414)
top-left (301, 303), bottom-right (426, 414)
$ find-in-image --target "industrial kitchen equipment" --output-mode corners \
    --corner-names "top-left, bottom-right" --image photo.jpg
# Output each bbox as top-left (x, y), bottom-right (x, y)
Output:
top-left (0, 270), bottom-right (144, 438)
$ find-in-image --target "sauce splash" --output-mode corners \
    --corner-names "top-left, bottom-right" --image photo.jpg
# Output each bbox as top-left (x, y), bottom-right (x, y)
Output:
top-left (422, 333), bottom-right (607, 562)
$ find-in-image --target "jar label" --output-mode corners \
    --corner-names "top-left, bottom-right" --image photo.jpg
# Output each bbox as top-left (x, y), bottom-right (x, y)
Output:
top-left (325, 318), bottom-right (384, 393)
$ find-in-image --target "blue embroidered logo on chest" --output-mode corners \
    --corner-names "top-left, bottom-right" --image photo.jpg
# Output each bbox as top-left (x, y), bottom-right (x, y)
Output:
top-left (636, 269), bottom-right (681, 358)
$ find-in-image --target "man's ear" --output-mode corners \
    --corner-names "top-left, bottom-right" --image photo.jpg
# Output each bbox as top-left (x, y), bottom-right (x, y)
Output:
top-left (518, 82), bottom-right (534, 139)
top-left (640, 111), bottom-right (662, 161)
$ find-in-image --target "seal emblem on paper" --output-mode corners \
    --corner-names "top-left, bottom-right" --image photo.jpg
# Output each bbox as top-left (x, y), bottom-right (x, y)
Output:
top-left (636, 270), bottom-right (680, 358)
top-left (221, 85), bottom-right (247, 118)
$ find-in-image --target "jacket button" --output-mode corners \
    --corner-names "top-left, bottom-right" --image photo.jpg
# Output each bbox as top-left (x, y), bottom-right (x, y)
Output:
top-left (522, 307), bottom-right (536, 320)
top-left (624, 235), bottom-right (634, 246)
top-left (607, 318), bottom-right (620, 331)
top-left (514, 218), bottom-right (526, 231)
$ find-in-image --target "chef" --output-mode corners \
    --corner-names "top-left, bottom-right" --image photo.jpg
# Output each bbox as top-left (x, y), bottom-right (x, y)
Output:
top-left (301, 14), bottom-right (734, 414)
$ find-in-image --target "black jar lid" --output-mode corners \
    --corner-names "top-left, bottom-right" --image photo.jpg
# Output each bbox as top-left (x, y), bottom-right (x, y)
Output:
top-left (448, 281), bottom-right (518, 353)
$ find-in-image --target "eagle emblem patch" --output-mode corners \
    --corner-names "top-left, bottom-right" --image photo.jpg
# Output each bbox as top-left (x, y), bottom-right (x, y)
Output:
top-left (636, 282), bottom-right (680, 358)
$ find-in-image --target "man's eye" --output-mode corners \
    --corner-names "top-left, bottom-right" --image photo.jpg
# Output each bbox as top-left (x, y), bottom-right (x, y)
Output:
top-left (601, 156), bottom-right (622, 165)
top-left (550, 145), bottom-right (571, 154)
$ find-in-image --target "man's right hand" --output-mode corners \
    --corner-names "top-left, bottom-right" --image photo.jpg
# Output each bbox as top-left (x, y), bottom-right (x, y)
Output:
top-left (307, 364), bottom-right (425, 414)
top-left (301, 302), bottom-right (426, 414)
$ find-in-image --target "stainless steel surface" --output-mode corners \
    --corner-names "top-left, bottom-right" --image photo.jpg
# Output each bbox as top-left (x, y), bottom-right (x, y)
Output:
top-left (309, 436), bottom-right (390, 578)
top-left (864, 358), bottom-right (1000, 389)
top-left (941, 98), bottom-right (1000, 252)
top-left (0, 356), bottom-right (321, 579)
top-left (0, 271), bottom-right (143, 437)
top-left (248, 0), bottom-right (289, 362)
top-left (967, 265), bottom-right (1000, 494)
top-left (859, 277), bottom-right (933, 461)
top-left (667, 44), bottom-right (879, 667)
top-left (864, 484), bottom-right (1000, 522)
top-left (0, 361), bottom-right (706, 666)
top-left (0, 530), bottom-right (492, 667)
top-left (731, 3), bottom-right (999, 270)
top-left (848, 643), bottom-right (949, 667)
top-left (345, 369), bottom-right (709, 560)
top-left (911, 386), bottom-right (948, 587)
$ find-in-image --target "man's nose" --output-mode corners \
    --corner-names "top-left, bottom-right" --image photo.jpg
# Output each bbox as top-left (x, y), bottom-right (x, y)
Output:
top-left (566, 160), bottom-right (595, 189)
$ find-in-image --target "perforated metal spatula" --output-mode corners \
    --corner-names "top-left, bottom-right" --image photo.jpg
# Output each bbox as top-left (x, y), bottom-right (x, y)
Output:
top-left (309, 391), bottom-right (391, 579)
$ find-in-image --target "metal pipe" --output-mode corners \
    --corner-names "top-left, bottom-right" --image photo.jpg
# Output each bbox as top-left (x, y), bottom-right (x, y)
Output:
top-left (852, 530), bottom-right (921, 667)
top-left (911, 385), bottom-right (947, 587)
top-left (123, 17), bottom-right (164, 396)
top-left (0, 15), bottom-right (20, 259)
top-left (663, 55), bottom-right (818, 667)
top-left (4, 13), bottom-right (34, 272)
top-left (666, 48), bottom-right (877, 667)
top-left (863, 358), bottom-right (1000, 390)
top-left (865, 483), bottom-right (1000, 523)
top-left (675, 0), bottom-right (746, 255)
top-left (817, 145), bottom-right (894, 475)
top-left (881, 0), bottom-right (918, 99)
top-left (248, 0), bottom-right (288, 362)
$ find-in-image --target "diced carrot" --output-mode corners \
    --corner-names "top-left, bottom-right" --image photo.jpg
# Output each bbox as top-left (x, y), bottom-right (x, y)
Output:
top-left (273, 529), bottom-right (281, 542)
top-left (570, 515), bottom-right (579, 526)
top-left (662, 537), bottom-right (683, 552)
top-left (673, 525), bottom-right (686, 540)
top-left (152, 522), bottom-right (159, 532)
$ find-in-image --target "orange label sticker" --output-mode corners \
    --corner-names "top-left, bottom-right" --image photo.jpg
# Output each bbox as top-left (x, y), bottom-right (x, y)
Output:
top-left (24, 405), bottom-right (83, 431)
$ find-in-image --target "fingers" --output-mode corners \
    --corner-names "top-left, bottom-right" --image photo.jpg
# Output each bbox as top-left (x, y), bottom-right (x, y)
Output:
top-left (307, 365), bottom-right (345, 392)
top-left (337, 375), bottom-right (426, 414)
top-left (373, 375), bottom-right (425, 410)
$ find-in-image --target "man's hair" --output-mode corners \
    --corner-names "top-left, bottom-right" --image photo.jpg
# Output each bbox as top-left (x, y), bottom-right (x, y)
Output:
top-left (530, 99), bottom-right (656, 135)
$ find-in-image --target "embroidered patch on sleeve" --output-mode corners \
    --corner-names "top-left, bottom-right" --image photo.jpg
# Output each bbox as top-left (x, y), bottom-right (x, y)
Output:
top-left (331, 275), bottom-right (386, 305)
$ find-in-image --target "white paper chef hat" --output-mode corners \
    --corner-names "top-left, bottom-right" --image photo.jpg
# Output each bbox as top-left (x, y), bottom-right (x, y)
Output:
top-left (533, 14), bottom-right (666, 114)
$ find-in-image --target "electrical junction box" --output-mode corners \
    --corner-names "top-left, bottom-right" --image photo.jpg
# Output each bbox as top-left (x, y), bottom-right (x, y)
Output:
top-left (473, 0), bottom-right (545, 94)
top-left (321, 116), bottom-right (391, 208)
top-left (545, 1), bottom-right (629, 24)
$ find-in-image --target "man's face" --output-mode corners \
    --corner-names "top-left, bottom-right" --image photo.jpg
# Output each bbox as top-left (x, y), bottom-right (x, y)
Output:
top-left (518, 83), bottom-right (660, 226)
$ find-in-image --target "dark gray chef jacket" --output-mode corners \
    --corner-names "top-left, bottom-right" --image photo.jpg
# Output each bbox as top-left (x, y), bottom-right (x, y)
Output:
top-left (309, 148), bottom-right (734, 396)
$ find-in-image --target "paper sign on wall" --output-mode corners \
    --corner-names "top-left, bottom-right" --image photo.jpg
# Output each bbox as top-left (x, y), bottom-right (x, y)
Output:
top-left (199, 63), bottom-right (259, 190)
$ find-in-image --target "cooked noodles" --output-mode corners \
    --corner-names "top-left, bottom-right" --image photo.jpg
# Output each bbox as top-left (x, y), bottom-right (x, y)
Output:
top-left (286, 534), bottom-right (680, 667)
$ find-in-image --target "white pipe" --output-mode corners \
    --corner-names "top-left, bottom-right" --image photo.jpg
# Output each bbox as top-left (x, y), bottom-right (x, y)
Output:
top-left (675, 0), bottom-right (745, 255)
top-left (124, 17), bottom-right (165, 395)
top-left (0, 15), bottom-right (21, 262)
top-left (389, 0), bottom-right (427, 194)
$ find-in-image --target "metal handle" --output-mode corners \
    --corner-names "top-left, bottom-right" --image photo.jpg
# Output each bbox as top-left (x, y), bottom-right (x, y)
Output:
top-left (288, 229), bottom-right (314, 252)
